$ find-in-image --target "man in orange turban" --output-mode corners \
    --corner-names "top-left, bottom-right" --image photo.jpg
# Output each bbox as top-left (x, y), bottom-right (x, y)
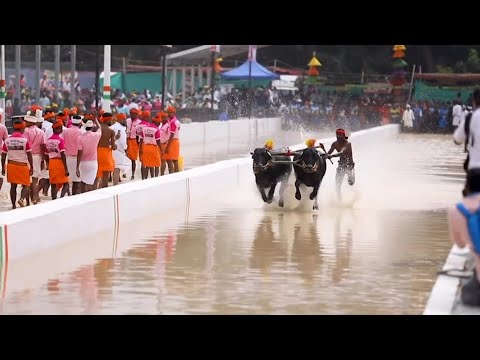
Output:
top-left (139, 112), bottom-right (161, 179)
top-left (45, 120), bottom-right (70, 200)
top-left (126, 108), bottom-right (141, 180)
top-left (163, 106), bottom-right (181, 173)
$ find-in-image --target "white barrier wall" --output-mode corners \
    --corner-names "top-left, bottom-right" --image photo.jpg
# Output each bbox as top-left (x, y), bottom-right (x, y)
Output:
top-left (181, 117), bottom-right (282, 145)
top-left (0, 124), bottom-right (400, 268)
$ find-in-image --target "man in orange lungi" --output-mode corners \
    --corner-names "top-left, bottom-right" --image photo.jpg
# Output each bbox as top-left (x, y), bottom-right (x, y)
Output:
top-left (45, 120), bottom-right (70, 200)
top-left (126, 108), bottom-right (141, 180)
top-left (96, 112), bottom-right (116, 188)
top-left (1, 119), bottom-right (34, 209)
top-left (163, 106), bottom-right (181, 173)
top-left (139, 112), bottom-right (161, 179)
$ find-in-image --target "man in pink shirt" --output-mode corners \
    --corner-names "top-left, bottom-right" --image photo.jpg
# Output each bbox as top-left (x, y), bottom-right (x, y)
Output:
top-left (139, 114), bottom-right (161, 179)
top-left (76, 119), bottom-right (101, 193)
top-left (45, 120), bottom-right (70, 200)
top-left (0, 115), bottom-right (9, 192)
top-left (163, 106), bottom-right (181, 173)
top-left (136, 112), bottom-right (150, 178)
top-left (126, 108), bottom-right (141, 180)
top-left (1, 119), bottom-right (33, 209)
top-left (24, 112), bottom-right (46, 204)
top-left (63, 115), bottom-right (84, 195)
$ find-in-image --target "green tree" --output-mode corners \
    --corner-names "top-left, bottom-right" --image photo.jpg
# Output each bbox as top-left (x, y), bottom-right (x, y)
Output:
top-left (466, 48), bottom-right (480, 72)
top-left (436, 65), bottom-right (453, 73)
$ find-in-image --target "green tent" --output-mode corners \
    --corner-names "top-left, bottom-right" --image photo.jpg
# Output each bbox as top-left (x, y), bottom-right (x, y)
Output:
top-left (413, 80), bottom-right (472, 103)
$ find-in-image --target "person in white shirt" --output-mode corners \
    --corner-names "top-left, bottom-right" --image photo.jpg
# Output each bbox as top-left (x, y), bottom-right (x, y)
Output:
top-left (110, 113), bottom-right (130, 185)
top-left (452, 100), bottom-right (464, 132)
top-left (402, 104), bottom-right (415, 130)
top-left (455, 89), bottom-right (480, 195)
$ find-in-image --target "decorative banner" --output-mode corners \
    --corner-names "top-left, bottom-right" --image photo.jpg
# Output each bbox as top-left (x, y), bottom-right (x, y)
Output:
top-left (210, 45), bottom-right (220, 53)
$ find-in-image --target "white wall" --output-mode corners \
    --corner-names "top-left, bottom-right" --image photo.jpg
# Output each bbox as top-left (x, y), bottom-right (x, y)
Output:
top-left (181, 117), bottom-right (282, 145)
top-left (0, 124), bottom-right (400, 266)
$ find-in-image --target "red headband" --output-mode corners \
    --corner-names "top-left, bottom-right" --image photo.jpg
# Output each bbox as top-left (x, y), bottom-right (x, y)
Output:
top-left (336, 129), bottom-right (346, 136)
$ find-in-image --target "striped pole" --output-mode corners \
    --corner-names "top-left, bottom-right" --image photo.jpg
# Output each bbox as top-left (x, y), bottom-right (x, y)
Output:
top-left (0, 45), bottom-right (5, 123)
top-left (102, 45), bottom-right (111, 113)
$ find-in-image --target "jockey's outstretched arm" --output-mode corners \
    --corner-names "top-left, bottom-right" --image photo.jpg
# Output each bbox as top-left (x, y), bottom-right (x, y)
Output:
top-left (327, 142), bottom-right (336, 155)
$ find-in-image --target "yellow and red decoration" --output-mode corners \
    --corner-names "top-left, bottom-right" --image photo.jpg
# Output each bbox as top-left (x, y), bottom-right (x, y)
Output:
top-left (390, 45), bottom-right (408, 89)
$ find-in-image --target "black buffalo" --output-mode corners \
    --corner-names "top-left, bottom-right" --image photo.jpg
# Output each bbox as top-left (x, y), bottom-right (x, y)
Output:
top-left (292, 147), bottom-right (328, 210)
top-left (251, 148), bottom-right (292, 207)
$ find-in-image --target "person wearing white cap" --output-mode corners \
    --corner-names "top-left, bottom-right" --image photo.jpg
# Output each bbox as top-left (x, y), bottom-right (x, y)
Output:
top-left (402, 104), bottom-right (414, 130)
top-left (0, 108), bottom-right (9, 193)
top-left (63, 115), bottom-right (84, 195)
top-left (24, 110), bottom-right (46, 204)
top-left (76, 117), bottom-right (101, 192)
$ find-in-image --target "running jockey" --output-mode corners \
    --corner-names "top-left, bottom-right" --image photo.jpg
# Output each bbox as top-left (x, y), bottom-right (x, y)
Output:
top-left (326, 128), bottom-right (355, 200)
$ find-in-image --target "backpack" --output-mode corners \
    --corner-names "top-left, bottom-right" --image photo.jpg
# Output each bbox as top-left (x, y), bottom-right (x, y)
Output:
top-left (456, 203), bottom-right (480, 254)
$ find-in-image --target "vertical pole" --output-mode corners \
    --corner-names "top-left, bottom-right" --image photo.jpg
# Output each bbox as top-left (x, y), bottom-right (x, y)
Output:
top-left (15, 45), bottom-right (21, 104)
top-left (182, 67), bottom-right (186, 104)
top-left (95, 45), bottom-right (100, 114)
top-left (407, 64), bottom-right (416, 105)
top-left (54, 45), bottom-right (60, 103)
top-left (273, 59), bottom-right (277, 73)
top-left (102, 45), bottom-right (111, 113)
top-left (248, 59), bottom-right (252, 119)
top-left (211, 52), bottom-right (215, 119)
top-left (172, 67), bottom-right (177, 98)
top-left (198, 64), bottom-right (203, 88)
top-left (70, 45), bottom-right (76, 104)
top-left (0, 45), bottom-right (5, 122)
top-left (35, 45), bottom-right (41, 104)
top-left (161, 50), bottom-right (167, 109)
top-left (122, 57), bottom-right (127, 94)
top-left (206, 68), bottom-right (211, 87)
top-left (190, 66), bottom-right (195, 96)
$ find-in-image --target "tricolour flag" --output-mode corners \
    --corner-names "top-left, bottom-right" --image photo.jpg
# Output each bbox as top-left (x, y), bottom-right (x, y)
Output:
top-left (210, 45), bottom-right (220, 53)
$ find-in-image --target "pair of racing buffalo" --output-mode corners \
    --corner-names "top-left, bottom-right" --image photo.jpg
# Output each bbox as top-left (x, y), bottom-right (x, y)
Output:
top-left (251, 140), bottom-right (329, 210)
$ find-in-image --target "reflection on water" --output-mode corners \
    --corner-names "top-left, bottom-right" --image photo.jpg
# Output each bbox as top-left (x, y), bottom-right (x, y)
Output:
top-left (0, 133), bottom-right (468, 314)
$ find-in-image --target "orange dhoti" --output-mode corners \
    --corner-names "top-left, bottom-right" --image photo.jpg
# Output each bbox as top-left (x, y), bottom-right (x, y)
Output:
top-left (161, 139), bottom-right (180, 161)
top-left (126, 138), bottom-right (139, 161)
top-left (141, 144), bottom-right (161, 167)
top-left (49, 158), bottom-right (69, 185)
top-left (97, 147), bottom-right (115, 178)
top-left (7, 161), bottom-right (31, 186)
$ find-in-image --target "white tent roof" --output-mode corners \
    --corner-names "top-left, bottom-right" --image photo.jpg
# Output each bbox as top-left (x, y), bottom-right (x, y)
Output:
top-left (166, 45), bottom-right (271, 66)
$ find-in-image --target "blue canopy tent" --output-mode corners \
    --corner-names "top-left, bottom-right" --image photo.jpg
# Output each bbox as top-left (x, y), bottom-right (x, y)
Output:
top-left (221, 59), bottom-right (280, 80)
top-left (221, 60), bottom-right (279, 118)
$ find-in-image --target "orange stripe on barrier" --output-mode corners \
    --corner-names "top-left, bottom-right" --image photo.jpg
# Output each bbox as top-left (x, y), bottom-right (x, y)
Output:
top-left (0, 80), bottom-right (5, 87)
top-left (103, 86), bottom-right (111, 91)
